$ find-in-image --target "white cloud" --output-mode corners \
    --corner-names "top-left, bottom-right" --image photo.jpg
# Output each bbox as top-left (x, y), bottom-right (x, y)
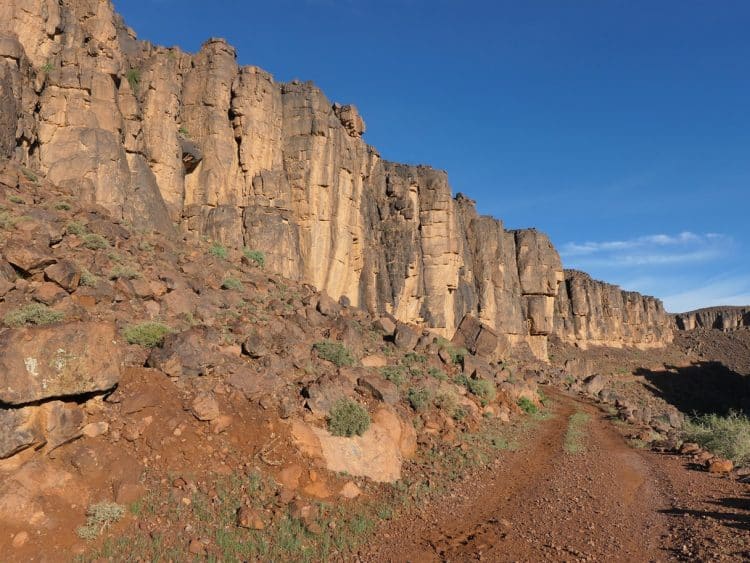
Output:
top-left (560, 231), bottom-right (732, 267)
top-left (662, 276), bottom-right (750, 313)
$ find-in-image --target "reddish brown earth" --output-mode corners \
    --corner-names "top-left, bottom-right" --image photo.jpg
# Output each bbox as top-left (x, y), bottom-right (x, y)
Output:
top-left (366, 389), bottom-right (750, 563)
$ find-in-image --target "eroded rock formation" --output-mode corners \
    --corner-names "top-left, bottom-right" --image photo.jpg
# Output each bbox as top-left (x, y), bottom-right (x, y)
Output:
top-left (0, 0), bottom-right (672, 357)
top-left (673, 306), bottom-right (750, 331)
top-left (555, 270), bottom-right (673, 349)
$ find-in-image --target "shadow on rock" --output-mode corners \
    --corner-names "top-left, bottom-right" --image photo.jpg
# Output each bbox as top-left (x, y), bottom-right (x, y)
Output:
top-left (635, 361), bottom-right (750, 416)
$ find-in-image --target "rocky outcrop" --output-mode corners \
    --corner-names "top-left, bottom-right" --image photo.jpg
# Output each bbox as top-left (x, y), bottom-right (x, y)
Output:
top-left (673, 306), bottom-right (750, 331)
top-left (554, 270), bottom-right (673, 349)
top-left (0, 0), bottom-right (672, 357)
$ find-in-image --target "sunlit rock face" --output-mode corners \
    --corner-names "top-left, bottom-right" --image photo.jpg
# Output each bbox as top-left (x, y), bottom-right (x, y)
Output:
top-left (0, 0), bottom-right (673, 357)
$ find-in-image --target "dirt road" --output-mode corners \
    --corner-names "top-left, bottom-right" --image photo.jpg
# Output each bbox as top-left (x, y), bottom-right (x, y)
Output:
top-left (366, 390), bottom-right (750, 562)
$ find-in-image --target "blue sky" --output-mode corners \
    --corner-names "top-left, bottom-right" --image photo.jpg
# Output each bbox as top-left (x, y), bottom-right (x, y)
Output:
top-left (113, 0), bottom-right (750, 312)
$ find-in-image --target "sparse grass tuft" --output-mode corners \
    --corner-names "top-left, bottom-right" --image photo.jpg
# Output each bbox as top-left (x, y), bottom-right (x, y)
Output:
top-left (564, 411), bottom-right (591, 454)
top-left (4, 303), bottom-right (64, 327)
top-left (209, 242), bottom-right (228, 260)
top-left (123, 322), bottom-right (172, 348)
top-left (683, 410), bottom-right (750, 466)
top-left (76, 502), bottom-right (125, 541)
top-left (82, 233), bottom-right (109, 250)
top-left (380, 365), bottom-right (405, 386)
top-left (221, 277), bottom-right (243, 290)
top-left (517, 397), bottom-right (538, 415)
top-left (66, 220), bottom-right (87, 236)
top-left (109, 265), bottom-right (140, 280)
top-left (126, 68), bottom-right (141, 91)
top-left (0, 210), bottom-right (16, 230)
top-left (243, 248), bottom-right (265, 267)
top-left (328, 399), bottom-right (371, 437)
top-left (313, 340), bottom-right (355, 367)
top-left (79, 269), bottom-right (99, 287)
top-left (407, 387), bottom-right (432, 412)
top-left (467, 378), bottom-right (496, 406)
top-left (428, 367), bottom-right (448, 381)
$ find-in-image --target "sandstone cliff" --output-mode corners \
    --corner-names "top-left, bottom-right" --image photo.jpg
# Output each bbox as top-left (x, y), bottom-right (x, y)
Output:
top-left (0, 0), bottom-right (672, 357)
top-left (673, 306), bottom-right (750, 331)
top-left (555, 270), bottom-right (672, 349)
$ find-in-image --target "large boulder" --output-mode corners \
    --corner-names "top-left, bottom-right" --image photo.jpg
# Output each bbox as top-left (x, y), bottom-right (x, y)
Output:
top-left (452, 314), bottom-right (502, 358)
top-left (0, 322), bottom-right (121, 405)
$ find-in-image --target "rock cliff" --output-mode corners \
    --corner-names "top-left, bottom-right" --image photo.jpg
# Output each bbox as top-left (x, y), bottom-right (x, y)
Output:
top-left (0, 0), bottom-right (672, 357)
top-left (555, 270), bottom-right (672, 349)
top-left (673, 306), bottom-right (750, 331)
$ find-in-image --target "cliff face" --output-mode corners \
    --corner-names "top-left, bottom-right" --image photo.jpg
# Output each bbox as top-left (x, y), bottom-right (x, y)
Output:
top-left (673, 306), bottom-right (750, 331)
top-left (0, 0), bottom-right (672, 357)
top-left (555, 270), bottom-right (673, 349)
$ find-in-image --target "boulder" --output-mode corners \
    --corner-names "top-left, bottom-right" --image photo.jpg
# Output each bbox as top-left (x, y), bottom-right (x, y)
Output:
top-left (452, 314), bottom-right (500, 358)
top-left (0, 407), bottom-right (42, 459)
top-left (394, 322), bottom-right (419, 351)
top-left (0, 322), bottom-right (121, 405)
top-left (357, 374), bottom-right (399, 404)
top-left (191, 393), bottom-right (220, 421)
top-left (44, 260), bottom-right (81, 291)
top-left (3, 240), bottom-right (55, 274)
top-left (582, 374), bottom-right (605, 397)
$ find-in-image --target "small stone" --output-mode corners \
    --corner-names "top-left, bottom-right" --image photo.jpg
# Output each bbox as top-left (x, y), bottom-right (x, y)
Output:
top-left (236, 506), bottom-right (265, 530)
top-left (188, 539), bottom-right (206, 555)
top-left (209, 414), bottom-right (232, 434)
top-left (12, 531), bottom-right (29, 548)
top-left (339, 482), bottom-right (362, 499)
top-left (708, 459), bottom-right (733, 474)
top-left (82, 421), bottom-right (109, 438)
top-left (191, 393), bottom-right (220, 421)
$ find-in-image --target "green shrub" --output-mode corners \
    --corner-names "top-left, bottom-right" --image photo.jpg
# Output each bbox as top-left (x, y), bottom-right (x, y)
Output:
top-left (126, 68), bottom-right (141, 91)
top-left (434, 391), bottom-right (458, 414)
top-left (448, 346), bottom-right (469, 365)
top-left (468, 378), bottom-right (496, 406)
top-left (82, 233), bottom-right (109, 250)
top-left (54, 201), bottom-right (71, 211)
top-left (66, 221), bottom-right (87, 236)
top-left (4, 304), bottom-right (64, 327)
top-left (407, 387), bottom-right (432, 412)
top-left (221, 277), bottom-right (243, 290)
top-left (123, 322), bottom-right (172, 348)
top-left (452, 405), bottom-right (468, 421)
top-left (313, 340), bottom-right (355, 367)
top-left (403, 352), bottom-right (427, 365)
top-left (76, 502), bottom-right (125, 541)
top-left (243, 248), bottom-right (265, 267)
top-left (0, 210), bottom-right (16, 230)
top-left (683, 410), bottom-right (750, 466)
top-left (380, 365), bottom-right (405, 386)
top-left (8, 195), bottom-right (24, 204)
top-left (79, 269), bottom-right (99, 287)
top-left (178, 126), bottom-right (190, 138)
top-left (109, 265), bottom-right (140, 280)
top-left (20, 167), bottom-right (38, 183)
top-left (328, 399), bottom-right (371, 437)
top-left (209, 242), bottom-right (228, 259)
top-left (517, 397), bottom-right (538, 415)
top-left (428, 367), bottom-right (448, 381)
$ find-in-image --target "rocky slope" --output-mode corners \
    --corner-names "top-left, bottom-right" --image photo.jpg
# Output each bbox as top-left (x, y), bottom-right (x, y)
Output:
top-left (0, 0), bottom-right (672, 359)
top-left (673, 306), bottom-right (750, 331)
